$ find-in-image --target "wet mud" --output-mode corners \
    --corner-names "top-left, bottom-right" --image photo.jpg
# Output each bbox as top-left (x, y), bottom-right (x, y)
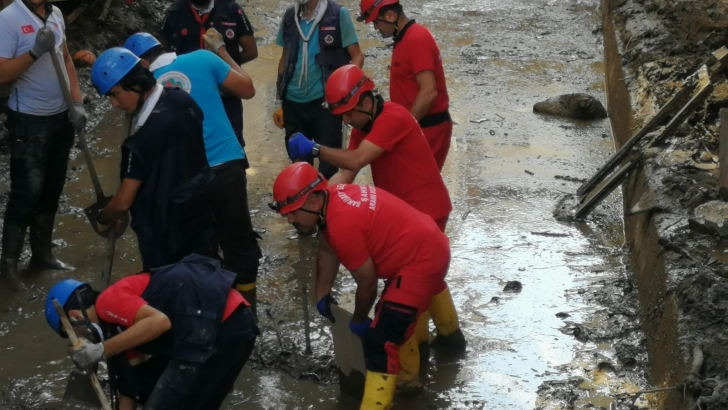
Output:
top-left (0, 0), bottom-right (683, 408)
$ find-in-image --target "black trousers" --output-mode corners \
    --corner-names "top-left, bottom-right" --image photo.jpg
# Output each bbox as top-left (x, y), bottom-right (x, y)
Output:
top-left (221, 96), bottom-right (249, 169)
top-left (206, 160), bottom-right (261, 285)
top-left (143, 306), bottom-right (258, 410)
top-left (282, 97), bottom-right (343, 179)
top-left (3, 110), bottom-right (74, 228)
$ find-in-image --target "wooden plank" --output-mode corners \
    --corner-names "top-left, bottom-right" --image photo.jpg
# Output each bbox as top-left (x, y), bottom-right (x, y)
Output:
top-left (577, 78), bottom-right (697, 199)
top-left (718, 108), bottom-right (728, 200)
top-left (575, 158), bottom-right (638, 219)
top-left (330, 305), bottom-right (367, 400)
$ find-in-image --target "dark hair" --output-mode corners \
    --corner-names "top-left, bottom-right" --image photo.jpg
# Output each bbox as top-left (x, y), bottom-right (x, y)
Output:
top-left (377, 2), bottom-right (402, 18)
top-left (116, 62), bottom-right (157, 94)
top-left (63, 285), bottom-right (100, 312)
top-left (140, 44), bottom-right (165, 63)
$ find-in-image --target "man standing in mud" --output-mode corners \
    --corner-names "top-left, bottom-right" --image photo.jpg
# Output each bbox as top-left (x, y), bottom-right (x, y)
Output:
top-left (45, 254), bottom-right (258, 409)
top-left (358, 0), bottom-right (452, 171)
top-left (270, 162), bottom-right (451, 409)
top-left (274, 0), bottom-right (364, 180)
top-left (0, 0), bottom-right (86, 291)
top-left (288, 65), bottom-right (465, 386)
top-left (124, 31), bottom-right (262, 313)
top-left (90, 47), bottom-right (213, 270)
top-left (159, 0), bottom-right (257, 161)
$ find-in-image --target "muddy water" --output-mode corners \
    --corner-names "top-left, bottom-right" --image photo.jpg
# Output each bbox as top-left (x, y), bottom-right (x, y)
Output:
top-left (0, 0), bottom-right (648, 409)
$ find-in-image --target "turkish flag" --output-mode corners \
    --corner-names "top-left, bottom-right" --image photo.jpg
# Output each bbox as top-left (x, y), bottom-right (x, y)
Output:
top-left (21, 25), bottom-right (34, 34)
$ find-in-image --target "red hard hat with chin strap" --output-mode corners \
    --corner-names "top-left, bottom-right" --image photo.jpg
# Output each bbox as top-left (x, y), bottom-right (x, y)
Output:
top-left (324, 64), bottom-right (376, 115)
top-left (270, 162), bottom-right (328, 214)
top-left (358, 0), bottom-right (399, 23)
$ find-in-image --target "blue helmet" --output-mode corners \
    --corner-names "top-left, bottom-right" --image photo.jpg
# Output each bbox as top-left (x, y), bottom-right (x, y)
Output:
top-left (45, 279), bottom-right (89, 336)
top-left (123, 32), bottom-right (161, 58)
top-left (91, 47), bottom-right (140, 96)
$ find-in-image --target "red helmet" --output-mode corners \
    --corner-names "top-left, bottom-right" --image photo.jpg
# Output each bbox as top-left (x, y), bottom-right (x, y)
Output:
top-left (358, 0), bottom-right (399, 23)
top-left (324, 64), bottom-right (375, 115)
top-left (270, 162), bottom-right (328, 214)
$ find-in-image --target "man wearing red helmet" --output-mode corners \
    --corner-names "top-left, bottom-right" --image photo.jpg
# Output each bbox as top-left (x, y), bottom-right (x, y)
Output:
top-left (287, 64), bottom-right (465, 388)
top-left (357, 0), bottom-right (452, 171)
top-left (269, 162), bottom-right (451, 409)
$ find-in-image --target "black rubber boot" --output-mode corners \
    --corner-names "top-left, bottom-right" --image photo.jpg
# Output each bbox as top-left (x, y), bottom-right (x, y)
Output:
top-left (28, 213), bottom-right (73, 270)
top-left (1, 225), bottom-right (28, 292)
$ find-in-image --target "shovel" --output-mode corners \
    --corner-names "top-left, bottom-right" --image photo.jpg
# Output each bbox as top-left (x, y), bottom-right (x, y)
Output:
top-left (49, 49), bottom-right (120, 287)
top-left (330, 304), bottom-right (367, 400)
top-left (52, 299), bottom-right (113, 410)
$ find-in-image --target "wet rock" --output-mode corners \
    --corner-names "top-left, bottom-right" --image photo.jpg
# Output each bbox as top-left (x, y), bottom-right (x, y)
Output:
top-left (533, 94), bottom-right (608, 120)
top-left (503, 281), bottom-right (523, 292)
top-left (555, 312), bottom-right (570, 319)
top-left (689, 200), bottom-right (728, 237)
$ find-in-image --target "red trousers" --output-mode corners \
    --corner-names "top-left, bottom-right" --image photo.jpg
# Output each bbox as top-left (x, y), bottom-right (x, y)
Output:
top-left (422, 121), bottom-right (453, 171)
top-left (363, 235), bottom-right (450, 375)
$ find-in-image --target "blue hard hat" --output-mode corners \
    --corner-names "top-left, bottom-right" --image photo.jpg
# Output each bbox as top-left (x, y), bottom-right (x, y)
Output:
top-left (123, 32), bottom-right (161, 58)
top-left (45, 279), bottom-right (89, 336)
top-left (91, 47), bottom-right (141, 96)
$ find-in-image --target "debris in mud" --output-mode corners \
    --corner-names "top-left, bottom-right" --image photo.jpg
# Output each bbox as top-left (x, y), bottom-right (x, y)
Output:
top-left (552, 194), bottom-right (578, 222)
top-left (689, 200), bottom-right (728, 237)
top-left (533, 94), bottom-right (608, 120)
top-left (555, 312), bottom-right (570, 319)
top-left (503, 281), bottom-right (523, 292)
top-left (554, 175), bottom-right (588, 183)
top-left (531, 231), bottom-right (570, 237)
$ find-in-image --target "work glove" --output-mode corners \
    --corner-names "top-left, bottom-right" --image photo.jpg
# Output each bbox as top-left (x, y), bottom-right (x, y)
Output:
top-left (316, 294), bottom-right (337, 323)
top-left (349, 318), bottom-right (372, 338)
top-left (288, 132), bottom-right (315, 159)
top-left (273, 105), bottom-right (285, 129)
top-left (203, 28), bottom-right (225, 53)
top-left (68, 337), bottom-right (105, 370)
top-left (70, 102), bottom-right (87, 131)
top-left (30, 26), bottom-right (57, 59)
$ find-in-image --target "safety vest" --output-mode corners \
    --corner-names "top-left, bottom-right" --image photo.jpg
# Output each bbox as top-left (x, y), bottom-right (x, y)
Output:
top-left (136, 254), bottom-right (236, 363)
top-left (277, 0), bottom-right (351, 100)
top-left (163, 0), bottom-right (245, 65)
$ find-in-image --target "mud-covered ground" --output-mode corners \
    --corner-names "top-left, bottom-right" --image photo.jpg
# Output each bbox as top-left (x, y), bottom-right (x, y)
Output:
top-left (0, 0), bottom-right (685, 408)
top-left (607, 0), bottom-right (728, 409)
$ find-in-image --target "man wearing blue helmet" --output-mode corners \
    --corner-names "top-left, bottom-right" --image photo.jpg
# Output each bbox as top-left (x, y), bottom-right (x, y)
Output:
top-left (123, 32), bottom-right (261, 313)
top-left (90, 47), bottom-right (213, 270)
top-left (46, 254), bottom-right (258, 410)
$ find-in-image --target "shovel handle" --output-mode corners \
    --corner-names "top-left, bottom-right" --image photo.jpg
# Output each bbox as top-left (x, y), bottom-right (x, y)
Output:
top-left (52, 299), bottom-right (113, 410)
top-left (49, 50), bottom-right (105, 201)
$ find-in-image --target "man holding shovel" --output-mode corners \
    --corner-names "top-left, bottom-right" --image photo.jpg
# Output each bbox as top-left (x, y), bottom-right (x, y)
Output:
top-left (270, 162), bottom-right (451, 409)
top-left (45, 254), bottom-right (258, 410)
top-left (0, 0), bottom-right (86, 291)
top-left (90, 47), bottom-right (213, 270)
top-left (123, 32), bottom-right (262, 311)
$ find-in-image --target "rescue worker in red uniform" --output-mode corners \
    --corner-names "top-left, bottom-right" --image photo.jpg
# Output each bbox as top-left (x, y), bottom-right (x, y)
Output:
top-left (287, 65), bottom-right (465, 386)
top-left (270, 162), bottom-right (451, 409)
top-left (358, 0), bottom-right (452, 170)
top-left (45, 255), bottom-right (258, 410)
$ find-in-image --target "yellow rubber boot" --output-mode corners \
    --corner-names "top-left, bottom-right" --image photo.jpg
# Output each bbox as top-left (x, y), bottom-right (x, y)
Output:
top-left (429, 287), bottom-right (466, 350)
top-left (396, 334), bottom-right (422, 390)
top-left (360, 371), bottom-right (397, 410)
top-left (236, 282), bottom-right (257, 319)
top-left (415, 311), bottom-right (430, 360)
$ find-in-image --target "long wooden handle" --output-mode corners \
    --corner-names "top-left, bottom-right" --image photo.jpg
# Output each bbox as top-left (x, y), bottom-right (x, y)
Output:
top-left (49, 50), bottom-right (105, 202)
top-left (52, 299), bottom-right (113, 410)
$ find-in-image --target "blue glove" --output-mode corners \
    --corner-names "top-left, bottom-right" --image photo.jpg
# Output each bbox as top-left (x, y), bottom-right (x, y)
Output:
top-left (349, 318), bottom-right (372, 338)
top-left (316, 294), bottom-right (337, 323)
top-left (288, 132), bottom-right (315, 159)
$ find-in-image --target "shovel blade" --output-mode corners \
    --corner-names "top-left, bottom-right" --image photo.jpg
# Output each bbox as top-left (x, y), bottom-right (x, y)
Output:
top-left (330, 305), bottom-right (367, 400)
top-left (63, 369), bottom-right (102, 408)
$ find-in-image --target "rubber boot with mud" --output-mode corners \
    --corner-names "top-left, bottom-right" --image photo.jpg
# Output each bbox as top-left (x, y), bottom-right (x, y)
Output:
top-left (360, 371), bottom-right (397, 410)
top-left (28, 213), bottom-right (73, 271)
top-left (236, 282), bottom-right (257, 319)
top-left (396, 335), bottom-right (422, 391)
top-left (430, 287), bottom-right (467, 350)
top-left (415, 310), bottom-right (431, 361)
top-left (1, 225), bottom-right (28, 292)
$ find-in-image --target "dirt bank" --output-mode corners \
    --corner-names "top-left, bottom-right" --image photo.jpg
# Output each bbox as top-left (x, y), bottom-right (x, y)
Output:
top-left (602, 0), bottom-right (728, 409)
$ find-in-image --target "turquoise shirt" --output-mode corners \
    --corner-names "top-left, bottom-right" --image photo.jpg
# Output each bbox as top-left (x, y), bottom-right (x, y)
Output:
top-left (276, 6), bottom-right (358, 103)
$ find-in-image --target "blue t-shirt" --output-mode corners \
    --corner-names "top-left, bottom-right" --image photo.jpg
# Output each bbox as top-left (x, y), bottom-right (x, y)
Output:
top-left (276, 6), bottom-right (358, 103)
top-left (152, 50), bottom-right (244, 166)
